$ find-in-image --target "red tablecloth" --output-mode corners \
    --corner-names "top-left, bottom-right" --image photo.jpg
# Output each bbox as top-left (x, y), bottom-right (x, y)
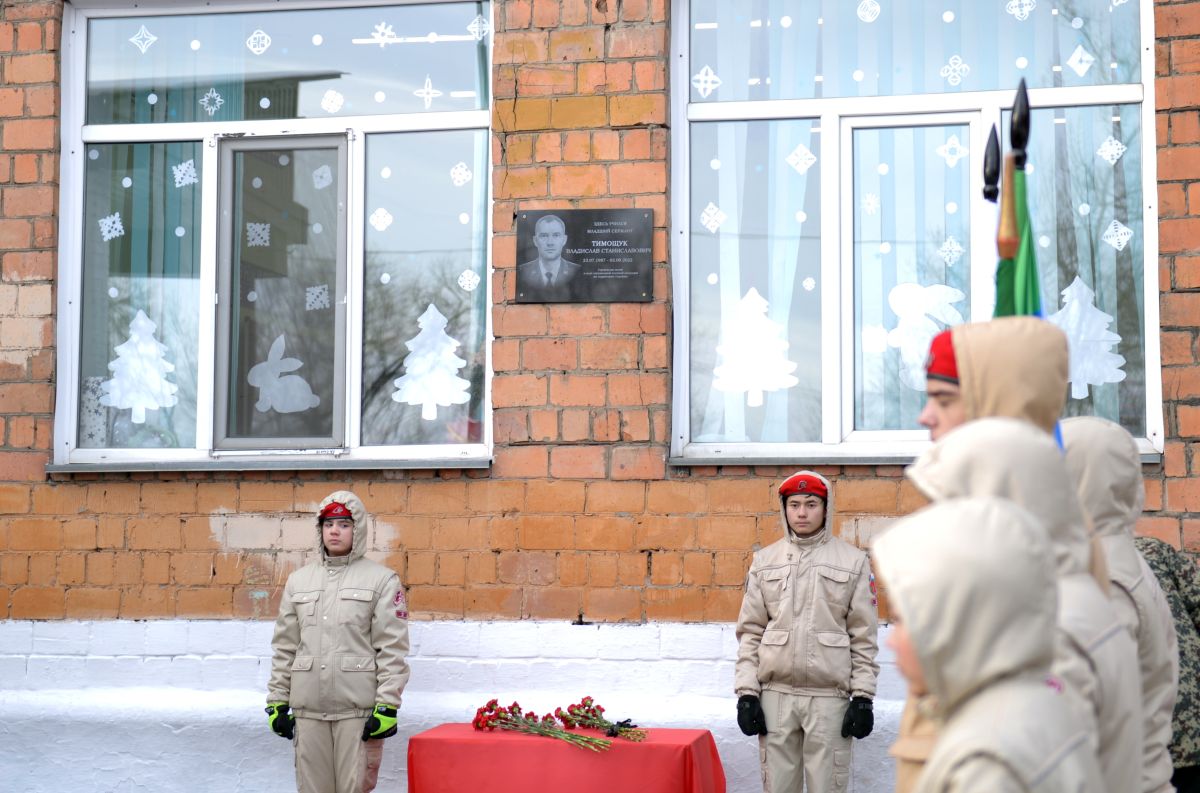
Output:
top-left (407, 723), bottom-right (726, 793)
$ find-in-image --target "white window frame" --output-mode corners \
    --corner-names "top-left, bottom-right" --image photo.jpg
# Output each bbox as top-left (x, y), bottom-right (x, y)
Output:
top-left (54, 0), bottom-right (494, 471)
top-left (668, 0), bottom-right (1164, 465)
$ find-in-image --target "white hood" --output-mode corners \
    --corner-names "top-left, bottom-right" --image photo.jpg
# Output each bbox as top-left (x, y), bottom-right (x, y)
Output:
top-left (873, 497), bottom-right (1058, 717)
top-left (905, 417), bottom-right (1092, 577)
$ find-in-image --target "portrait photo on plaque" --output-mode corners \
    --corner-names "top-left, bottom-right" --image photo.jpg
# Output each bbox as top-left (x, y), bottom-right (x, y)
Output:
top-left (515, 209), bottom-right (653, 303)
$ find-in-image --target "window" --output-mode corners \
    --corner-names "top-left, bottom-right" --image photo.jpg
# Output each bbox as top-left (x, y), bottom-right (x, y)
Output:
top-left (670, 0), bottom-right (1162, 462)
top-left (56, 1), bottom-right (492, 470)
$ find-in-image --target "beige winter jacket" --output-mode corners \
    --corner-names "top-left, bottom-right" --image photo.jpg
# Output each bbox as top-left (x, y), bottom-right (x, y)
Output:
top-left (874, 498), bottom-right (1104, 793)
top-left (268, 491), bottom-right (411, 719)
top-left (951, 316), bottom-right (1069, 435)
top-left (891, 317), bottom-right (1074, 793)
top-left (735, 471), bottom-right (879, 700)
top-left (1062, 416), bottom-right (1179, 793)
top-left (907, 418), bottom-right (1142, 793)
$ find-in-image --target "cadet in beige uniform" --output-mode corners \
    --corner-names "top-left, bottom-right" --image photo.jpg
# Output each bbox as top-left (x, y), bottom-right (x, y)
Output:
top-left (735, 471), bottom-right (879, 793)
top-left (907, 418), bottom-right (1142, 793)
top-left (1063, 416), bottom-right (1179, 793)
top-left (267, 491), bottom-right (411, 793)
top-left (895, 316), bottom-right (1075, 793)
top-left (874, 497), bottom-right (1104, 793)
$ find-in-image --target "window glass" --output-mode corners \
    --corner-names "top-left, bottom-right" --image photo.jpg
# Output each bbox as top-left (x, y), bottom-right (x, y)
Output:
top-left (78, 142), bottom-right (200, 448)
top-left (689, 120), bottom-right (822, 443)
top-left (1008, 103), bottom-right (1146, 436)
top-left (854, 123), bottom-right (972, 431)
top-left (360, 129), bottom-right (489, 445)
top-left (688, 0), bottom-right (1141, 103)
top-left (86, 2), bottom-right (490, 124)
top-left (224, 146), bottom-right (342, 444)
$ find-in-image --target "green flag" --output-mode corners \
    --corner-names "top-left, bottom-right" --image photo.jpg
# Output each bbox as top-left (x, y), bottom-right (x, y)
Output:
top-left (994, 168), bottom-right (1042, 318)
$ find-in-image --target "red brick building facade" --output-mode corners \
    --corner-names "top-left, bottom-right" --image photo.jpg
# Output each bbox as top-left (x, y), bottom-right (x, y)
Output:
top-left (0, 0), bottom-right (1193, 625)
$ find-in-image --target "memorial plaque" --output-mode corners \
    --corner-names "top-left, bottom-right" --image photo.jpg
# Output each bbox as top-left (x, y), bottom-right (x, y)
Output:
top-left (515, 209), bottom-right (653, 303)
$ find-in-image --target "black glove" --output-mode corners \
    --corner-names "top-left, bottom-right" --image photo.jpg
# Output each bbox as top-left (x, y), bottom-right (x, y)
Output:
top-left (362, 704), bottom-right (399, 741)
top-left (265, 702), bottom-right (295, 740)
top-left (737, 694), bottom-right (767, 736)
top-left (841, 697), bottom-right (873, 739)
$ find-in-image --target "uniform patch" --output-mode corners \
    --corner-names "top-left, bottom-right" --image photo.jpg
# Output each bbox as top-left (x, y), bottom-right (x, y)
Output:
top-left (869, 573), bottom-right (878, 606)
top-left (394, 588), bottom-right (409, 620)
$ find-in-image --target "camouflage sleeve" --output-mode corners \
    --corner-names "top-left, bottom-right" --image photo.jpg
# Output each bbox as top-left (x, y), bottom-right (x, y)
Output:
top-left (1169, 545), bottom-right (1200, 638)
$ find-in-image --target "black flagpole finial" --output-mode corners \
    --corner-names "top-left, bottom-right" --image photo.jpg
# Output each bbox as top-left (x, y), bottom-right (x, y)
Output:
top-left (983, 124), bottom-right (1000, 203)
top-left (1011, 78), bottom-right (1030, 169)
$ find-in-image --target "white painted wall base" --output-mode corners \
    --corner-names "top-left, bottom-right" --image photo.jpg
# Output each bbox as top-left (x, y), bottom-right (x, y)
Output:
top-left (0, 620), bottom-right (902, 792)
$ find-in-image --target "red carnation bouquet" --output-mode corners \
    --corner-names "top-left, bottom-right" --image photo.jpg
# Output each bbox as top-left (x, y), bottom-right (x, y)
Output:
top-left (472, 699), bottom-right (612, 752)
top-left (555, 696), bottom-right (647, 741)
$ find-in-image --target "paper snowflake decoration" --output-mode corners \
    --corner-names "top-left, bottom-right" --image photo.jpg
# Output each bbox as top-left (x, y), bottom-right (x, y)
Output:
top-left (99, 212), bottom-right (125, 242)
top-left (691, 65), bottom-right (722, 99)
top-left (414, 76), bottom-right (443, 110)
top-left (129, 25), bottom-right (158, 54)
top-left (1096, 136), bottom-right (1127, 165)
top-left (458, 270), bottom-right (481, 291)
top-left (939, 55), bottom-right (970, 87)
top-left (312, 165), bottom-right (333, 190)
top-left (320, 90), bottom-right (345, 114)
top-left (245, 29), bottom-right (272, 55)
top-left (172, 159), bottom-right (198, 188)
top-left (450, 162), bottom-right (473, 187)
top-left (699, 202), bottom-right (727, 233)
top-left (1101, 220), bottom-right (1133, 251)
top-left (199, 88), bottom-right (224, 116)
top-left (785, 143), bottom-right (818, 175)
top-left (368, 22), bottom-right (397, 46)
top-left (1066, 45), bottom-right (1095, 77)
top-left (938, 236), bottom-right (965, 266)
top-left (803, 277), bottom-right (816, 292)
top-left (369, 208), bottom-right (393, 232)
top-left (1005, 0), bottom-right (1036, 21)
top-left (246, 222), bottom-right (271, 247)
top-left (862, 193), bottom-right (881, 215)
top-left (936, 135), bottom-right (969, 168)
top-left (467, 14), bottom-right (491, 40)
top-left (857, 0), bottom-right (881, 23)
top-left (305, 284), bottom-right (330, 311)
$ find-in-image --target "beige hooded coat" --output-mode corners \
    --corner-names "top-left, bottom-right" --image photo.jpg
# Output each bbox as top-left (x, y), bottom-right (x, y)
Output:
top-left (891, 316), bottom-right (1073, 793)
top-left (906, 418), bottom-right (1142, 793)
top-left (735, 471), bottom-right (879, 700)
top-left (951, 316), bottom-right (1069, 435)
top-left (1062, 416), bottom-right (1179, 793)
top-left (268, 491), bottom-right (411, 719)
top-left (874, 498), bottom-right (1104, 793)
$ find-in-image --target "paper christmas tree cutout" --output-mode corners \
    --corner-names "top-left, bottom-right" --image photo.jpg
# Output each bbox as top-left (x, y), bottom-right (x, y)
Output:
top-left (712, 288), bottom-right (799, 407)
top-left (1047, 276), bottom-right (1127, 399)
top-left (392, 303), bottom-right (471, 420)
top-left (99, 309), bottom-right (179, 424)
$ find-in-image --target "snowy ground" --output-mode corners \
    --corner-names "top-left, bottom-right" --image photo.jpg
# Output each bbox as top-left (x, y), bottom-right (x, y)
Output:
top-left (0, 620), bottom-right (901, 792)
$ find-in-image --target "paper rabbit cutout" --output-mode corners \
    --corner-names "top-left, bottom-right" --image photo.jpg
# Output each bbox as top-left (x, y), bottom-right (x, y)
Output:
top-left (247, 334), bottom-right (321, 413)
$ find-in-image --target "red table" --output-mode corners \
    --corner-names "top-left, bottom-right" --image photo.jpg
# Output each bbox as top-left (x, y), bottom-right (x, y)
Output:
top-left (407, 723), bottom-right (726, 793)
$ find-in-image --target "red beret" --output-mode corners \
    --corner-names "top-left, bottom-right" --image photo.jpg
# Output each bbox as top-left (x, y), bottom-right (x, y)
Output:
top-left (779, 473), bottom-right (828, 501)
top-left (319, 502), bottom-right (353, 520)
top-left (925, 329), bottom-right (959, 384)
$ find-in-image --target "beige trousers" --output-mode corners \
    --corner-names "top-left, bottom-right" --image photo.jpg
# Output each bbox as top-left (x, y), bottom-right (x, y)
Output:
top-left (759, 690), bottom-right (852, 793)
top-left (294, 717), bottom-right (384, 793)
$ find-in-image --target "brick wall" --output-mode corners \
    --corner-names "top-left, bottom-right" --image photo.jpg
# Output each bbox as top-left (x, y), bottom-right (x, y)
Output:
top-left (0, 0), bottom-right (1191, 623)
top-left (1152, 0), bottom-right (1200, 551)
